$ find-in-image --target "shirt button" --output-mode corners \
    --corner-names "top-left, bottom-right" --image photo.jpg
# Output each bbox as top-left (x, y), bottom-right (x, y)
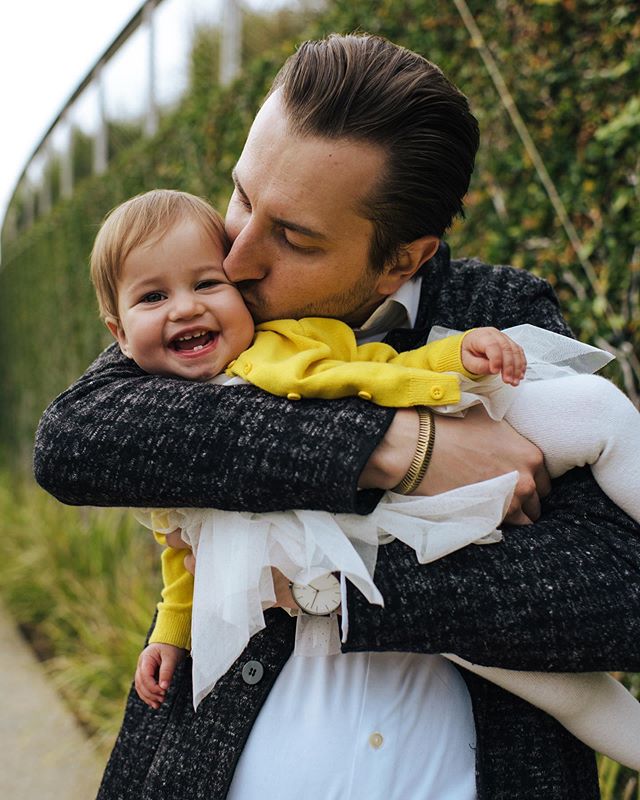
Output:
top-left (287, 392), bottom-right (301, 401)
top-left (357, 390), bottom-right (372, 401)
top-left (241, 660), bottom-right (264, 685)
top-left (430, 385), bottom-right (443, 400)
top-left (369, 732), bottom-right (384, 749)
top-left (243, 362), bottom-right (252, 375)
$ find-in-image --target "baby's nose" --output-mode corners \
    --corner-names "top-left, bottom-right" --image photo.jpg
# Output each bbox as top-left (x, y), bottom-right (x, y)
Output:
top-left (170, 294), bottom-right (205, 320)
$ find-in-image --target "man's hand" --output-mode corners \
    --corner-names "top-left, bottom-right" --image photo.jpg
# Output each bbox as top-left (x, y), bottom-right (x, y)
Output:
top-left (166, 532), bottom-right (298, 611)
top-left (360, 406), bottom-right (550, 525)
top-left (270, 568), bottom-right (297, 611)
top-left (135, 643), bottom-right (188, 709)
top-left (421, 406), bottom-right (550, 524)
top-left (172, 531), bottom-right (298, 612)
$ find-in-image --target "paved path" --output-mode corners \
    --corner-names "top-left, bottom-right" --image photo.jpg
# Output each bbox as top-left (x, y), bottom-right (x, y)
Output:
top-left (0, 603), bottom-right (105, 799)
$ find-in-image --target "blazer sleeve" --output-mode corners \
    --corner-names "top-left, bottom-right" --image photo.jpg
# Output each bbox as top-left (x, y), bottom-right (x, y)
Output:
top-left (33, 344), bottom-right (393, 513)
top-left (343, 268), bottom-right (640, 671)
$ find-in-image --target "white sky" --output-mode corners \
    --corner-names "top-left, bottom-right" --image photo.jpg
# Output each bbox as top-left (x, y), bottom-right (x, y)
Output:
top-left (0, 0), bottom-right (284, 230)
top-left (0, 1), bottom-right (146, 226)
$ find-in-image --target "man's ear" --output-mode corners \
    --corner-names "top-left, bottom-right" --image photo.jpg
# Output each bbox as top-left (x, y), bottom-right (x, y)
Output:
top-left (375, 235), bottom-right (440, 296)
top-left (105, 317), bottom-right (132, 358)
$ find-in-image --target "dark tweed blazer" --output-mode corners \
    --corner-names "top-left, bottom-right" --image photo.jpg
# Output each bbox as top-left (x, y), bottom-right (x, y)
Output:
top-left (34, 245), bottom-right (640, 799)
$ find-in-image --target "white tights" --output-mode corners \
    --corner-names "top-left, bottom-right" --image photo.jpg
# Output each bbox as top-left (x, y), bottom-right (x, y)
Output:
top-left (444, 655), bottom-right (640, 768)
top-left (447, 374), bottom-right (640, 768)
top-left (506, 373), bottom-right (640, 522)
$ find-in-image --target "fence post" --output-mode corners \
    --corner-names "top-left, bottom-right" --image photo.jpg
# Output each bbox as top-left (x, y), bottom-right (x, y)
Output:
top-left (23, 179), bottom-right (36, 228)
top-left (220, 0), bottom-right (242, 87)
top-left (94, 63), bottom-right (108, 175)
top-left (60, 117), bottom-right (74, 199)
top-left (38, 142), bottom-right (52, 217)
top-left (145, 1), bottom-right (158, 137)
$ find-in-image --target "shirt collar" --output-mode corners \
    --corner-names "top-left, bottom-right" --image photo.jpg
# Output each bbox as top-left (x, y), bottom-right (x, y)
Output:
top-left (354, 276), bottom-right (423, 342)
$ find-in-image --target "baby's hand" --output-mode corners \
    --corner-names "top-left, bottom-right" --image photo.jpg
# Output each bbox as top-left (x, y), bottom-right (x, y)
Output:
top-left (135, 643), bottom-right (187, 709)
top-left (461, 327), bottom-right (526, 386)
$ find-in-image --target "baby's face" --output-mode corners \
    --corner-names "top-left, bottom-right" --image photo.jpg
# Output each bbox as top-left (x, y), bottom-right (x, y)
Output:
top-left (108, 218), bottom-right (255, 381)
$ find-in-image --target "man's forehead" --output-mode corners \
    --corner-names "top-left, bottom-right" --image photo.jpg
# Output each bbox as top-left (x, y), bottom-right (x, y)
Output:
top-left (233, 96), bottom-right (385, 235)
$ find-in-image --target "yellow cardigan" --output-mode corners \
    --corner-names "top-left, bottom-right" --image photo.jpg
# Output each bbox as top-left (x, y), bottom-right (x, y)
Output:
top-left (226, 317), bottom-right (472, 406)
top-left (150, 318), bottom-right (473, 648)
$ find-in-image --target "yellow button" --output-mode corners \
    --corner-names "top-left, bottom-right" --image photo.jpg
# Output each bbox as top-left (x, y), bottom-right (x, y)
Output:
top-left (287, 392), bottom-right (301, 401)
top-left (243, 362), bottom-right (252, 375)
top-left (357, 390), bottom-right (372, 401)
top-left (430, 385), bottom-right (443, 400)
top-left (368, 732), bottom-right (384, 749)
top-left (227, 359), bottom-right (236, 369)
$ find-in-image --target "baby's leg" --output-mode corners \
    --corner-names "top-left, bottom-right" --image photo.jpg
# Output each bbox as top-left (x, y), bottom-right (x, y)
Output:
top-left (505, 374), bottom-right (640, 521)
top-left (444, 654), bottom-right (640, 768)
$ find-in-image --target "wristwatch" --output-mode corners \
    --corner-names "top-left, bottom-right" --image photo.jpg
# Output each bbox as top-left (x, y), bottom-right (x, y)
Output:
top-left (289, 573), bottom-right (341, 616)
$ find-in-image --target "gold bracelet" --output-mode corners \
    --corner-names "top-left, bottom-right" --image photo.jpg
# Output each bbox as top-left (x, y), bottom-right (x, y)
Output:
top-left (393, 406), bottom-right (436, 495)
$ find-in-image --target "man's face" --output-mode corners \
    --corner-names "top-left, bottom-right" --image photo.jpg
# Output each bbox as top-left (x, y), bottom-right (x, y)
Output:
top-left (224, 92), bottom-right (391, 326)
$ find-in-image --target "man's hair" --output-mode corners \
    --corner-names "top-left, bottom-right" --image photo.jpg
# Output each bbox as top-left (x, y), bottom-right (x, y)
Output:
top-left (90, 189), bottom-right (227, 321)
top-left (270, 33), bottom-right (480, 270)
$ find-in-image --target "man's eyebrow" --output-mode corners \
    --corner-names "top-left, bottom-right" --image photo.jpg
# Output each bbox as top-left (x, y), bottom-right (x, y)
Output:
top-left (231, 167), bottom-right (329, 242)
top-left (231, 168), bottom-right (246, 198)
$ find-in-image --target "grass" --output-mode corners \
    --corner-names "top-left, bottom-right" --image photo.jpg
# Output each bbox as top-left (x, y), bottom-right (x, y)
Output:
top-left (0, 472), bottom-right (638, 794)
top-left (0, 473), bottom-right (160, 755)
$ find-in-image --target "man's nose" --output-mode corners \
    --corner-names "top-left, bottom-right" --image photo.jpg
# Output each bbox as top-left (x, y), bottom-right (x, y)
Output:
top-left (223, 222), bottom-right (269, 283)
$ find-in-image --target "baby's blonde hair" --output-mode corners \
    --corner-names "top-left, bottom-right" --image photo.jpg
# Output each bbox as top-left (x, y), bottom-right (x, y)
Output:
top-left (90, 189), bottom-right (228, 321)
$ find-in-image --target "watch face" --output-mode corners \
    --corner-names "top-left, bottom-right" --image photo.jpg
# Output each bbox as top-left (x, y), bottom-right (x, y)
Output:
top-left (291, 573), bottom-right (341, 616)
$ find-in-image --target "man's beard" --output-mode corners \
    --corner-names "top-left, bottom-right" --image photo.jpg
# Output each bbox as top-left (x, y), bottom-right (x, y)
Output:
top-left (239, 275), bottom-right (382, 327)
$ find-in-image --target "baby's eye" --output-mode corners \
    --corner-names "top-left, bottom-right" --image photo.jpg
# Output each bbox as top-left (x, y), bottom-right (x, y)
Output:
top-left (196, 280), bottom-right (221, 290)
top-left (141, 291), bottom-right (165, 303)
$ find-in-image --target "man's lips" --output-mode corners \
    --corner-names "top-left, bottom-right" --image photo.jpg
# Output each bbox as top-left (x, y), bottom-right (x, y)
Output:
top-left (169, 330), bottom-right (219, 357)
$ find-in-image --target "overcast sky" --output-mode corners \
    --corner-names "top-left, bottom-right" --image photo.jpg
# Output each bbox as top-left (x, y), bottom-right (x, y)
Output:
top-left (0, 1), bottom-right (148, 225)
top-left (0, 0), bottom-right (282, 229)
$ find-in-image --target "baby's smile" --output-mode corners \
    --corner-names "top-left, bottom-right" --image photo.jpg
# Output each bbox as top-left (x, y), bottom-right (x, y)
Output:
top-left (169, 329), bottom-right (219, 356)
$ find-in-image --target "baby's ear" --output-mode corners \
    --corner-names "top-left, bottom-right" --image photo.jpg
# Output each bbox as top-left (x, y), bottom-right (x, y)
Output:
top-left (105, 317), bottom-right (131, 358)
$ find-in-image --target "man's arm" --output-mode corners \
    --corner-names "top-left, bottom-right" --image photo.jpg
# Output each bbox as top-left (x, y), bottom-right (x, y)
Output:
top-left (350, 264), bottom-right (640, 670)
top-left (344, 467), bottom-right (640, 670)
top-left (360, 405), bottom-right (549, 524)
top-left (33, 344), bottom-right (392, 513)
top-left (34, 341), bottom-right (546, 519)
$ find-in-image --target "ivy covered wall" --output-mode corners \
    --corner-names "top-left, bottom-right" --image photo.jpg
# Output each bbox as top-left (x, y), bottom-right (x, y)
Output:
top-left (1, 0), bottom-right (638, 463)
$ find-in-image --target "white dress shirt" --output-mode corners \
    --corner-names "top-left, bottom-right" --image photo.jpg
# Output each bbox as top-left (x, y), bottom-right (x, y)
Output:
top-left (227, 277), bottom-right (477, 799)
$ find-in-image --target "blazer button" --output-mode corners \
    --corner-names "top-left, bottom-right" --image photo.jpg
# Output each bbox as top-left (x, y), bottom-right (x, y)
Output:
top-left (430, 385), bottom-right (443, 400)
top-left (287, 392), bottom-right (302, 401)
top-left (243, 362), bottom-right (252, 375)
top-left (357, 390), bottom-right (372, 401)
top-left (241, 660), bottom-right (264, 685)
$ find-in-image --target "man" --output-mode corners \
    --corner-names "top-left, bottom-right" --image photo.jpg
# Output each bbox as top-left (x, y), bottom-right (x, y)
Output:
top-left (34, 34), bottom-right (640, 799)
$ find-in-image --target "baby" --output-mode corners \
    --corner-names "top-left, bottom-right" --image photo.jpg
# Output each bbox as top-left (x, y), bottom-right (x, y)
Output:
top-left (90, 189), bottom-right (640, 767)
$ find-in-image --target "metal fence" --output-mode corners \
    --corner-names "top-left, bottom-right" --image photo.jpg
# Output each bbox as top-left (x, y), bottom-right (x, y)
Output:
top-left (2, 0), bottom-right (242, 242)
